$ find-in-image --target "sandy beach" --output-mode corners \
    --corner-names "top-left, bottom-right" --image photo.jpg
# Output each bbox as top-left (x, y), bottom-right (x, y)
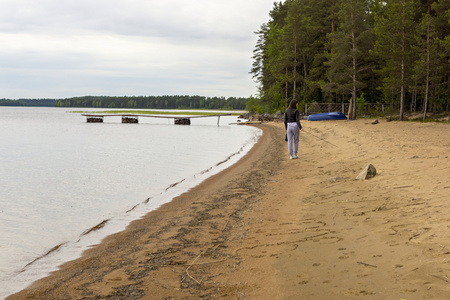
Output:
top-left (8, 119), bottom-right (450, 300)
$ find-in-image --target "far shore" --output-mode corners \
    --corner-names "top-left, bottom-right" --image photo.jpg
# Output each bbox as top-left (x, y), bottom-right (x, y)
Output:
top-left (70, 109), bottom-right (245, 116)
top-left (9, 119), bottom-right (450, 299)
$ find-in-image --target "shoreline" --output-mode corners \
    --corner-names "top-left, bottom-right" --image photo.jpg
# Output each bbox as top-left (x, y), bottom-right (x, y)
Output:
top-left (8, 123), bottom-right (285, 299)
top-left (8, 120), bottom-right (450, 299)
top-left (0, 111), bottom-right (259, 299)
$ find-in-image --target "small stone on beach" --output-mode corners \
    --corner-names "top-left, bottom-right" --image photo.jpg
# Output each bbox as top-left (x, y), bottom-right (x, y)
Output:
top-left (356, 164), bottom-right (377, 180)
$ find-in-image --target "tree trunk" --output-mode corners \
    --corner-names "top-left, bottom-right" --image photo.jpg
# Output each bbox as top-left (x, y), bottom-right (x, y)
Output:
top-left (423, 17), bottom-right (430, 121)
top-left (351, 11), bottom-right (357, 120)
top-left (285, 66), bottom-right (289, 105)
top-left (399, 0), bottom-right (406, 121)
top-left (293, 40), bottom-right (297, 99)
top-left (303, 56), bottom-right (308, 101)
top-left (348, 98), bottom-right (353, 118)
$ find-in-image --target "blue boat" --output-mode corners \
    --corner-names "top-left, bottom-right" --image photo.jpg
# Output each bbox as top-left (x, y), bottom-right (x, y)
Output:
top-left (307, 112), bottom-right (347, 121)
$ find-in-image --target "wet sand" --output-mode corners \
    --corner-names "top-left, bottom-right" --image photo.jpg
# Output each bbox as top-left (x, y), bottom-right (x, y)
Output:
top-left (9, 119), bottom-right (450, 299)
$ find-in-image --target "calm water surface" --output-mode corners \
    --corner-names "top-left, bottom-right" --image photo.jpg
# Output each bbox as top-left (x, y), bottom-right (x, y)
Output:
top-left (0, 107), bottom-right (261, 298)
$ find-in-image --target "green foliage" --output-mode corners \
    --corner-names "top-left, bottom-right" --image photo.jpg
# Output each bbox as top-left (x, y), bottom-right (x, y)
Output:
top-left (250, 0), bottom-right (450, 117)
top-left (0, 96), bottom-right (248, 110)
top-left (55, 95), bottom-right (249, 110)
top-left (356, 92), bottom-right (367, 109)
top-left (245, 96), bottom-right (261, 113)
top-left (0, 99), bottom-right (57, 106)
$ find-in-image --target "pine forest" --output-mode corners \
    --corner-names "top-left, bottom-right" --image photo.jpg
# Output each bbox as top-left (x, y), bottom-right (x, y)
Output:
top-left (250, 0), bottom-right (450, 120)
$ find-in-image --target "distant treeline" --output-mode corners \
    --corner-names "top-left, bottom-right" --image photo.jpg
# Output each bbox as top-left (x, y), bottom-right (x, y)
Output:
top-left (0, 96), bottom-right (250, 110)
top-left (0, 99), bottom-right (57, 107)
top-left (56, 95), bottom-right (249, 110)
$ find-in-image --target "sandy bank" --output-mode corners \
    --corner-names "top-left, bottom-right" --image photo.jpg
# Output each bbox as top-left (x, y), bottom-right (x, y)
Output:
top-left (9, 119), bottom-right (450, 300)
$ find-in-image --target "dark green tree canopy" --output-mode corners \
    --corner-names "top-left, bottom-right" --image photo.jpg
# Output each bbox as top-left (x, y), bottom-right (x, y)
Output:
top-left (55, 95), bottom-right (248, 110)
top-left (0, 96), bottom-right (249, 110)
top-left (250, 0), bottom-right (449, 119)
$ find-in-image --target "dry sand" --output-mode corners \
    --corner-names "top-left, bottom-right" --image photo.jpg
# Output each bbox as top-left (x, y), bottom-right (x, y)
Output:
top-left (8, 119), bottom-right (450, 300)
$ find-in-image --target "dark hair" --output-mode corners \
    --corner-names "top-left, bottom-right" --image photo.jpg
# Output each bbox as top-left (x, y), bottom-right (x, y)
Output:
top-left (288, 99), bottom-right (297, 117)
top-left (288, 99), bottom-right (298, 109)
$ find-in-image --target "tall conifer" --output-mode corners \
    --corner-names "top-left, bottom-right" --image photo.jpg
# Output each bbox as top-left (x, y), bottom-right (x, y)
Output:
top-left (325, 0), bottom-right (375, 120)
top-left (373, 0), bottom-right (419, 120)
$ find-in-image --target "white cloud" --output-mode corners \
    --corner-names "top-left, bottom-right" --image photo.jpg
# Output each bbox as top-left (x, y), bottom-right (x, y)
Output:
top-left (0, 0), bottom-right (274, 98)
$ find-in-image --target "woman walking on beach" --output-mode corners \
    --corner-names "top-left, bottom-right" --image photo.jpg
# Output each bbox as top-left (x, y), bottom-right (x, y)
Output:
top-left (284, 99), bottom-right (303, 160)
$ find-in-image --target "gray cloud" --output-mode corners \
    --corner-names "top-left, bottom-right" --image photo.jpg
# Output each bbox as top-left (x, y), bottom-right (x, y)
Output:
top-left (0, 0), bottom-right (274, 99)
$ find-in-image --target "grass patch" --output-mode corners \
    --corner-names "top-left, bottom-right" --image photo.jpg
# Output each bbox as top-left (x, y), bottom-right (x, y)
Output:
top-left (403, 112), bottom-right (450, 123)
top-left (356, 112), bottom-right (449, 123)
top-left (405, 118), bottom-right (450, 124)
top-left (70, 110), bottom-right (242, 116)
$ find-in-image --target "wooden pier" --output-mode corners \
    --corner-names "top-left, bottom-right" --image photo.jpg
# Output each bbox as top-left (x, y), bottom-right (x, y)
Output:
top-left (82, 113), bottom-right (231, 125)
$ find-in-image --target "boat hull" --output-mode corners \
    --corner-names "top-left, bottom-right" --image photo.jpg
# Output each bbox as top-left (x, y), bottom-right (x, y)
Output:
top-left (307, 112), bottom-right (347, 121)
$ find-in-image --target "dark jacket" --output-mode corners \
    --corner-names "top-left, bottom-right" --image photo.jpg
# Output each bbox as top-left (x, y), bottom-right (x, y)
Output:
top-left (284, 108), bottom-right (302, 130)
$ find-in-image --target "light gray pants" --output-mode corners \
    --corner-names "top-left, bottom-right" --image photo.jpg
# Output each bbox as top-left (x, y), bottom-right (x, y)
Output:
top-left (287, 122), bottom-right (300, 156)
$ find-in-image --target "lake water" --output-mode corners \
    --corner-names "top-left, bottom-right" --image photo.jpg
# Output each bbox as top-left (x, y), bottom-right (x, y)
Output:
top-left (0, 107), bottom-right (261, 299)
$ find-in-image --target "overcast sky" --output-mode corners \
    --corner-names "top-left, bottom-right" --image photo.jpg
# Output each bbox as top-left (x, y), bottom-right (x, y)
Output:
top-left (0, 0), bottom-right (275, 99)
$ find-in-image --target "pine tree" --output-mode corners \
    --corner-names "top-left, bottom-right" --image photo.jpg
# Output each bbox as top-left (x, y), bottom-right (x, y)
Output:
top-left (325, 0), bottom-right (375, 120)
top-left (373, 0), bottom-right (419, 120)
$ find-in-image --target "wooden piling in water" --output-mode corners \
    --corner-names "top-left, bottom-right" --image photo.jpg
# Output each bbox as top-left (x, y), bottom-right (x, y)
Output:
top-left (174, 118), bottom-right (191, 125)
top-left (82, 113), bottom-right (231, 125)
top-left (122, 116), bottom-right (139, 123)
top-left (87, 116), bottom-right (103, 123)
